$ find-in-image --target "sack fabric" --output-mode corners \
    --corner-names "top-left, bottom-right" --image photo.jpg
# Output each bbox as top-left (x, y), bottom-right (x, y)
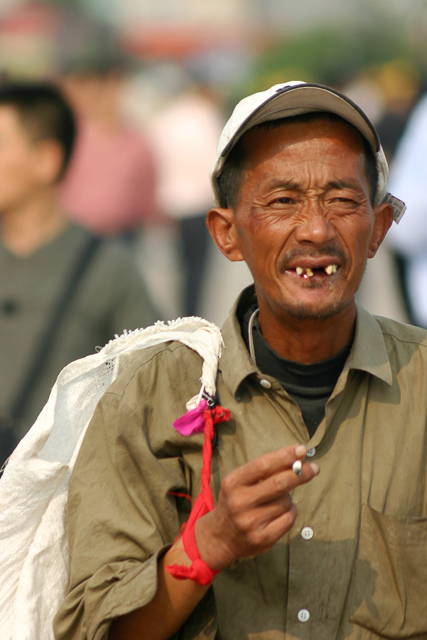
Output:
top-left (0, 318), bottom-right (223, 640)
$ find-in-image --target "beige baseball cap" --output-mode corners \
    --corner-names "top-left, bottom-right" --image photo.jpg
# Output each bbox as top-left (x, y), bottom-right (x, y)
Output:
top-left (210, 81), bottom-right (405, 222)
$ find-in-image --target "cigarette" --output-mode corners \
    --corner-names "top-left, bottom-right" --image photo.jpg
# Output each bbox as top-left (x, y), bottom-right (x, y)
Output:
top-left (292, 460), bottom-right (302, 476)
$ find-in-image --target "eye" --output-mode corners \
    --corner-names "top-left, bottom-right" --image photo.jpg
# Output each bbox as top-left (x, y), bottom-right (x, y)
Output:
top-left (270, 196), bottom-right (295, 206)
top-left (328, 195), bottom-right (359, 209)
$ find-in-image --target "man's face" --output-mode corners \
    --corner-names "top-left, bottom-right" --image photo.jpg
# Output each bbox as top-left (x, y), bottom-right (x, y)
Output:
top-left (0, 106), bottom-right (47, 213)
top-left (212, 119), bottom-right (392, 322)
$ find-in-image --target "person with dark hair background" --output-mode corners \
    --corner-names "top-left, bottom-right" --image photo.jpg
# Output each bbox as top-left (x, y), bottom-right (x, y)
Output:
top-left (0, 81), bottom-right (159, 463)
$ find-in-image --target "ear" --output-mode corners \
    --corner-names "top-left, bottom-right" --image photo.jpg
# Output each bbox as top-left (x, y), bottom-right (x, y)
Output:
top-left (206, 206), bottom-right (245, 262)
top-left (34, 140), bottom-right (65, 185)
top-left (367, 202), bottom-right (394, 259)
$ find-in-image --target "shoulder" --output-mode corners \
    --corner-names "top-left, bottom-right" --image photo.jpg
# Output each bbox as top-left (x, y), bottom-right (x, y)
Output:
top-left (374, 315), bottom-right (427, 349)
top-left (95, 236), bottom-right (136, 265)
top-left (78, 234), bottom-right (146, 295)
top-left (83, 340), bottom-right (206, 453)
top-left (105, 340), bottom-right (204, 407)
top-left (65, 224), bottom-right (135, 264)
top-left (373, 315), bottom-right (427, 375)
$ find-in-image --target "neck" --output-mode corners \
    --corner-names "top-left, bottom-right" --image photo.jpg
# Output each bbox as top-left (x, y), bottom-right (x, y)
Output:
top-left (257, 300), bottom-right (356, 364)
top-left (0, 189), bottom-right (68, 256)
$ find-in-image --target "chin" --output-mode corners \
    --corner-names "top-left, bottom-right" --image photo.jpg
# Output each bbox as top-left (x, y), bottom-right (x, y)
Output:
top-left (280, 297), bottom-right (350, 320)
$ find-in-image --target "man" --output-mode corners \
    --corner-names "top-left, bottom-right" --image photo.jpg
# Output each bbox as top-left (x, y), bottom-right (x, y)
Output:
top-left (54, 82), bottom-right (425, 640)
top-left (0, 81), bottom-right (158, 458)
top-left (148, 76), bottom-right (224, 316)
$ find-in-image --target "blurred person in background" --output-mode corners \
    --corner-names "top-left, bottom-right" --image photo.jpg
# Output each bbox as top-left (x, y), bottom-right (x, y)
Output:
top-left (57, 13), bottom-right (159, 237)
top-left (374, 61), bottom-right (421, 164)
top-left (148, 75), bottom-right (225, 316)
top-left (384, 88), bottom-right (427, 328)
top-left (0, 81), bottom-right (159, 464)
top-left (344, 64), bottom-right (419, 324)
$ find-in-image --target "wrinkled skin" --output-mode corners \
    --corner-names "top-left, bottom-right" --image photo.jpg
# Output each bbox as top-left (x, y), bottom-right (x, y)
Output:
top-left (207, 119), bottom-right (393, 362)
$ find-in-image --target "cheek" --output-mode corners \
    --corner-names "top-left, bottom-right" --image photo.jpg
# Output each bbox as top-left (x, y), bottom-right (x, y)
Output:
top-left (335, 216), bottom-right (373, 258)
top-left (246, 208), bottom-right (295, 248)
top-left (0, 153), bottom-right (29, 181)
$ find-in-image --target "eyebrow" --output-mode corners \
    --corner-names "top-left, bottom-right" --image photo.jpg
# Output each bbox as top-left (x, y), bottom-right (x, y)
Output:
top-left (326, 179), bottom-right (364, 192)
top-left (267, 179), bottom-right (301, 191)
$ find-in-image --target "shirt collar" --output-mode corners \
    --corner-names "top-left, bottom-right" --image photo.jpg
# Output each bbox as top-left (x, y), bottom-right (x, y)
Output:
top-left (220, 287), bottom-right (259, 397)
top-left (345, 301), bottom-right (392, 386)
top-left (220, 286), bottom-right (393, 398)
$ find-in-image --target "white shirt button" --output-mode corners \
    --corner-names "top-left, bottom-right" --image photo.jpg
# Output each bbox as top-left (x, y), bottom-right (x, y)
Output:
top-left (298, 609), bottom-right (310, 623)
top-left (301, 526), bottom-right (314, 540)
top-left (306, 447), bottom-right (316, 457)
top-left (260, 379), bottom-right (271, 389)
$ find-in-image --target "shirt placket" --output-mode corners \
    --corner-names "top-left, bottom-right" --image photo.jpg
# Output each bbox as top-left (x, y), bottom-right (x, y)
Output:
top-left (282, 377), bottom-right (353, 639)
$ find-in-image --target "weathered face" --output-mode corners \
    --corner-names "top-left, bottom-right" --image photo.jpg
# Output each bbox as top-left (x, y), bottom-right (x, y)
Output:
top-left (208, 118), bottom-right (392, 323)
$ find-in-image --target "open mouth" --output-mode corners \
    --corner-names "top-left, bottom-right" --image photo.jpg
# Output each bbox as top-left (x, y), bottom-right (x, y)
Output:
top-left (288, 264), bottom-right (339, 279)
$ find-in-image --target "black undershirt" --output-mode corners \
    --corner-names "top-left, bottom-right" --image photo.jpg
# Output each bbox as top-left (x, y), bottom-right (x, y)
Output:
top-left (241, 303), bottom-right (353, 438)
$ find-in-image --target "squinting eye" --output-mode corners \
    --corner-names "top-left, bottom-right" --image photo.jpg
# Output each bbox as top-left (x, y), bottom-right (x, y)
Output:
top-left (271, 197), bottom-right (294, 205)
top-left (330, 197), bottom-right (357, 206)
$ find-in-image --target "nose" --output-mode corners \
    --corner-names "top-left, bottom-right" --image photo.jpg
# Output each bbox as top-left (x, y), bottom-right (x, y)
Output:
top-left (293, 200), bottom-right (335, 245)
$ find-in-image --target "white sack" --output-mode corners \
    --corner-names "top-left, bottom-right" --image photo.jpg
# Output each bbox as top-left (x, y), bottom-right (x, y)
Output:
top-left (0, 318), bottom-right (222, 640)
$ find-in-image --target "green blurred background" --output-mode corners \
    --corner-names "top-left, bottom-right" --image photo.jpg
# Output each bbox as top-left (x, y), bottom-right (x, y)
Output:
top-left (1, 0), bottom-right (426, 103)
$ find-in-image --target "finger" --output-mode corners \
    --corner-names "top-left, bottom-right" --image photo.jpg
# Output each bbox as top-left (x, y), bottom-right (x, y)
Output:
top-left (226, 444), bottom-right (308, 489)
top-left (249, 493), bottom-right (295, 525)
top-left (223, 498), bottom-right (297, 556)
top-left (261, 502), bottom-right (299, 546)
top-left (265, 501), bottom-right (299, 538)
top-left (242, 460), bottom-right (319, 508)
top-left (233, 493), bottom-right (295, 529)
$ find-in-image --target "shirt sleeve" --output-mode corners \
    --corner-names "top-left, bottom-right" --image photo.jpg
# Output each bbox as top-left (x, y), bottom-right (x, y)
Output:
top-left (53, 347), bottom-right (215, 640)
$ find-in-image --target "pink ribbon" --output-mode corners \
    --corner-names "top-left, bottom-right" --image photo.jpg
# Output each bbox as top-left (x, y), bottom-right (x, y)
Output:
top-left (173, 399), bottom-right (208, 436)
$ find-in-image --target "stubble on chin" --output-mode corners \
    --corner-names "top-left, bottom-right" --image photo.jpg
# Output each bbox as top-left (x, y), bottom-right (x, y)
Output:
top-left (282, 299), bottom-right (349, 320)
top-left (274, 284), bottom-right (352, 320)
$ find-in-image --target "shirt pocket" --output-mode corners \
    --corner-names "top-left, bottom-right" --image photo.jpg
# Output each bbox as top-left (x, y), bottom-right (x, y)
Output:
top-left (349, 503), bottom-right (427, 639)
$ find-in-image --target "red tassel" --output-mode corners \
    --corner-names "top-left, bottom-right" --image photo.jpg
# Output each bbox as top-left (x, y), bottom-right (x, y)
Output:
top-left (166, 404), bottom-right (230, 585)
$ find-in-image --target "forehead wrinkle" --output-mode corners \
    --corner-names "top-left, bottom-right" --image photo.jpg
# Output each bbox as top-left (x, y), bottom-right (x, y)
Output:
top-left (239, 121), bottom-right (372, 204)
top-left (325, 179), bottom-right (367, 193)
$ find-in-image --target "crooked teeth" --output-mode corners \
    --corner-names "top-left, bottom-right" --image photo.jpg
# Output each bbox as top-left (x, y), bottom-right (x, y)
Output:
top-left (295, 265), bottom-right (337, 277)
top-left (295, 266), bottom-right (314, 277)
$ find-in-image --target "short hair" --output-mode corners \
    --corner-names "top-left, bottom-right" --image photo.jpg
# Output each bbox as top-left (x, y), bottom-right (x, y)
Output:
top-left (217, 112), bottom-right (379, 209)
top-left (0, 81), bottom-right (76, 180)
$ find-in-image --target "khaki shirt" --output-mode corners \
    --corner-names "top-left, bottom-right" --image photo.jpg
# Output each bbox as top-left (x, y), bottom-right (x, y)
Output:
top-left (54, 288), bottom-right (427, 640)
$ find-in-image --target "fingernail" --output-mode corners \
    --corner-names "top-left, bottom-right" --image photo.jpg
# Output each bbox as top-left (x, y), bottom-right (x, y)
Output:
top-left (292, 460), bottom-right (302, 475)
top-left (295, 444), bottom-right (307, 458)
top-left (310, 462), bottom-right (320, 475)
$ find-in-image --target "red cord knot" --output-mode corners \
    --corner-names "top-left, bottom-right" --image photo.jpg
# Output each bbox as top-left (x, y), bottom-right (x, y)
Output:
top-left (167, 403), bottom-right (230, 585)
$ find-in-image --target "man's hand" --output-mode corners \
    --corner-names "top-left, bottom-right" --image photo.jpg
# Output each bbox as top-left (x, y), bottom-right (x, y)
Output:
top-left (109, 444), bottom-right (319, 640)
top-left (196, 444), bottom-right (319, 572)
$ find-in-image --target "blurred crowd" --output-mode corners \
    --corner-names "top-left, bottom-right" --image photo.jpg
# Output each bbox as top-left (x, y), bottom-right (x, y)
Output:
top-left (2, 0), bottom-right (427, 461)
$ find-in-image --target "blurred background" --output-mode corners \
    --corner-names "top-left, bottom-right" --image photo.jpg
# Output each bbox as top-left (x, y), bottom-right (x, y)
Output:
top-left (1, 0), bottom-right (427, 325)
